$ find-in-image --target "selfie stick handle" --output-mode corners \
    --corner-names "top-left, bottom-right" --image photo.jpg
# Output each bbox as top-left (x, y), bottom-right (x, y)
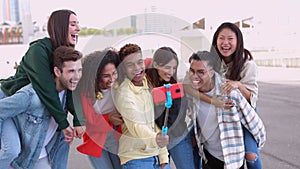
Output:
top-left (162, 84), bottom-right (172, 136)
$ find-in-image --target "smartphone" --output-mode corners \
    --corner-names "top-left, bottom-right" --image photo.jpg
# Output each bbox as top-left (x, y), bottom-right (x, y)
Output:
top-left (152, 83), bottom-right (184, 104)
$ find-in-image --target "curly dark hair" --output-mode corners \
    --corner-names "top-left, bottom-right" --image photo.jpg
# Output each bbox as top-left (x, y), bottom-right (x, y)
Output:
top-left (119, 43), bottom-right (141, 61)
top-left (76, 49), bottom-right (120, 101)
top-left (117, 43), bottom-right (142, 84)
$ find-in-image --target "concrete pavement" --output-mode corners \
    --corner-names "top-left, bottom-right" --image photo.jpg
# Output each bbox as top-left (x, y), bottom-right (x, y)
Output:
top-left (257, 82), bottom-right (300, 169)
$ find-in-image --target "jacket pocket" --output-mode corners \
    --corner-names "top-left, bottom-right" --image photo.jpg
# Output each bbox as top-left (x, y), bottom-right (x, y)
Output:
top-left (23, 113), bottom-right (44, 135)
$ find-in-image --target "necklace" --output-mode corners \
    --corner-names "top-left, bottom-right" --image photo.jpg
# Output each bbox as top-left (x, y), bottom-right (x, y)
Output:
top-left (96, 92), bottom-right (103, 100)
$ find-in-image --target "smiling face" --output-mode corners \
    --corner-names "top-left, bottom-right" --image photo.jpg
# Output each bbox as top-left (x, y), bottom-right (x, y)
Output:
top-left (154, 58), bottom-right (177, 82)
top-left (122, 52), bottom-right (145, 86)
top-left (55, 59), bottom-right (82, 91)
top-left (216, 28), bottom-right (237, 63)
top-left (99, 63), bottom-right (118, 90)
top-left (68, 14), bottom-right (80, 45)
top-left (188, 59), bottom-right (214, 92)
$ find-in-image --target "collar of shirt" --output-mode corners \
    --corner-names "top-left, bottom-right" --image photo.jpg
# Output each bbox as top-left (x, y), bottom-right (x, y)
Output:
top-left (125, 76), bottom-right (149, 94)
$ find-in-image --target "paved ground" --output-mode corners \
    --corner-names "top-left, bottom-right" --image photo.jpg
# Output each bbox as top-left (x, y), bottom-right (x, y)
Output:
top-left (67, 82), bottom-right (300, 169)
top-left (67, 67), bottom-right (300, 169)
top-left (256, 67), bottom-right (300, 169)
top-left (257, 81), bottom-right (300, 169)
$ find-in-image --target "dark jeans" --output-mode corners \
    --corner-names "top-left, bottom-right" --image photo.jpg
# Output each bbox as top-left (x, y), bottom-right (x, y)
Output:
top-left (202, 149), bottom-right (244, 169)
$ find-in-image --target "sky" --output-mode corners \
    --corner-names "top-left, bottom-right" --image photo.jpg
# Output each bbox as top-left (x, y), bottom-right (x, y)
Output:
top-left (10, 0), bottom-right (299, 29)
top-left (0, 0), bottom-right (299, 51)
top-left (0, 0), bottom-right (299, 32)
top-left (24, 0), bottom-right (300, 51)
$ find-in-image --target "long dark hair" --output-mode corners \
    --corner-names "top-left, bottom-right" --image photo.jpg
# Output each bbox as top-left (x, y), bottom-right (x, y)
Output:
top-left (211, 22), bottom-right (253, 81)
top-left (76, 49), bottom-right (120, 101)
top-left (146, 47), bottom-right (178, 88)
top-left (47, 9), bottom-right (76, 49)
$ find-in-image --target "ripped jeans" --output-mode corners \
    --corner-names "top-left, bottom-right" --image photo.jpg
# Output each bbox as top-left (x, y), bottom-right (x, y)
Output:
top-left (243, 126), bottom-right (262, 169)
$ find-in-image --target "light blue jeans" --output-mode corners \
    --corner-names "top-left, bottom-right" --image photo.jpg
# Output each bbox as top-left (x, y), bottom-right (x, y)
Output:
top-left (243, 126), bottom-right (262, 169)
top-left (0, 89), bottom-right (21, 169)
top-left (88, 131), bottom-right (121, 169)
top-left (48, 132), bottom-right (70, 169)
top-left (89, 149), bottom-right (121, 169)
top-left (121, 156), bottom-right (171, 169)
top-left (168, 131), bottom-right (196, 169)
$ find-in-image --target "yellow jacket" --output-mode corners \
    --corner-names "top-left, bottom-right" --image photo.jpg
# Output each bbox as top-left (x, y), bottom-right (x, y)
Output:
top-left (113, 77), bottom-right (169, 165)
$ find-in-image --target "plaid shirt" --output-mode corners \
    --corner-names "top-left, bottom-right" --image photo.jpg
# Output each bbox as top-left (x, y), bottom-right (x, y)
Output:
top-left (188, 73), bottom-right (266, 169)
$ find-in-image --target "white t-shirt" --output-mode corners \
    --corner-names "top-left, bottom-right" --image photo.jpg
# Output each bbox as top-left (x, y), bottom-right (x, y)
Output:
top-left (93, 89), bottom-right (115, 114)
top-left (196, 88), bottom-right (224, 161)
top-left (93, 89), bottom-right (118, 153)
top-left (39, 90), bottom-right (65, 159)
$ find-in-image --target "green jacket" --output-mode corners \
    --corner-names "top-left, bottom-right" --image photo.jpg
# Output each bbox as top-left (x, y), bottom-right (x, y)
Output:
top-left (0, 37), bottom-right (85, 129)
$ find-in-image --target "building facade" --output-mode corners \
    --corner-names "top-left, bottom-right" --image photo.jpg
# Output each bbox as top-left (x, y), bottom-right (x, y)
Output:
top-left (3, 0), bottom-right (20, 23)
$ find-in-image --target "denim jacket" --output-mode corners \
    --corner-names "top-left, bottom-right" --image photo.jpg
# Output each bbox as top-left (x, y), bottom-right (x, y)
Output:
top-left (0, 84), bottom-right (67, 169)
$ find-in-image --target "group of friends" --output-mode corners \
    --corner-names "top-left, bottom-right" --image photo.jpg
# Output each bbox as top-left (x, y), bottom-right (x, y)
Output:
top-left (0, 9), bottom-right (266, 169)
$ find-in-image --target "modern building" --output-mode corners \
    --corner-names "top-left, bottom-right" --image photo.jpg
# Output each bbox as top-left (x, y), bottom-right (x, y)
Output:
top-left (2, 0), bottom-right (20, 24)
top-left (0, 0), bottom-right (35, 44)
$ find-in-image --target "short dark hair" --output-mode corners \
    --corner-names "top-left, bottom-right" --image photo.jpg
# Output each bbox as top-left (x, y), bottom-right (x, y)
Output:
top-left (189, 51), bottom-right (221, 73)
top-left (53, 46), bottom-right (82, 71)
